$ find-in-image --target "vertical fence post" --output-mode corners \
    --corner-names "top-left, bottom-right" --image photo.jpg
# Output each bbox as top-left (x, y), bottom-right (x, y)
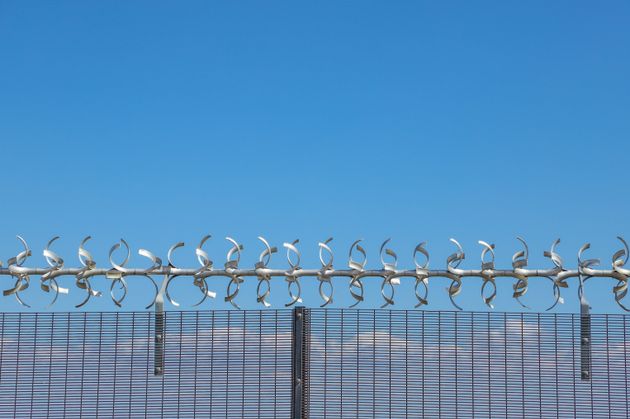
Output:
top-left (292, 307), bottom-right (308, 419)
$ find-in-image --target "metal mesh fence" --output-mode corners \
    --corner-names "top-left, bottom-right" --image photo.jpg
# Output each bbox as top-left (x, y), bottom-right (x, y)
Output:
top-left (0, 310), bottom-right (293, 418)
top-left (0, 309), bottom-right (629, 418)
top-left (306, 310), bottom-right (630, 419)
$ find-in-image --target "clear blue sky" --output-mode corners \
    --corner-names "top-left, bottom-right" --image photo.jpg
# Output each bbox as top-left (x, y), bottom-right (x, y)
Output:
top-left (0, 1), bottom-right (628, 313)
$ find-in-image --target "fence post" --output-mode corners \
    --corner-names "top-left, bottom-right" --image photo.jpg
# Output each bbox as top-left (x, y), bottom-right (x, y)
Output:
top-left (292, 307), bottom-right (308, 419)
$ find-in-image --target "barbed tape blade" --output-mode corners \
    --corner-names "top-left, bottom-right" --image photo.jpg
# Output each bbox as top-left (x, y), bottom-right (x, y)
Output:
top-left (107, 239), bottom-right (130, 307)
top-left (413, 242), bottom-right (430, 307)
top-left (224, 237), bottom-right (244, 309)
top-left (348, 239), bottom-right (367, 307)
top-left (5, 236), bottom-right (32, 307)
top-left (283, 239), bottom-right (302, 307)
top-left (39, 236), bottom-right (69, 307)
top-left (317, 238), bottom-right (334, 307)
top-left (76, 236), bottom-right (101, 308)
top-left (446, 238), bottom-right (465, 310)
top-left (379, 239), bottom-right (399, 308)
top-left (612, 237), bottom-right (630, 311)
top-left (478, 241), bottom-right (497, 308)
top-left (192, 235), bottom-right (216, 306)
top-left (255, 236), bottom-right (277, 308)
top-left (543, 238), bottom-right (566, 310)
top-left (512, 237), bottom-right (529, 308)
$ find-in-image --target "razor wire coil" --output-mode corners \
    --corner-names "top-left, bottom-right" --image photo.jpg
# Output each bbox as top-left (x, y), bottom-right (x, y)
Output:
top-left (1, 235), bottom-right (629, 311)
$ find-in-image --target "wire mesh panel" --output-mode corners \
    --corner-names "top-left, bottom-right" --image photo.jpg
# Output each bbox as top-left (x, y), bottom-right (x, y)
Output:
top-left (1, 309), bottom-right (630, 418)
top-left (305, 309), bottom-right (630, 419)
top-left (0, 310), bottom-right (293, 418)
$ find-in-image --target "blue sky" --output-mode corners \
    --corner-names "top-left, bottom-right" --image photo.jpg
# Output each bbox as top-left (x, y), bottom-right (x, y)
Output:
top-left (0, 1), bottom-right (628, 313)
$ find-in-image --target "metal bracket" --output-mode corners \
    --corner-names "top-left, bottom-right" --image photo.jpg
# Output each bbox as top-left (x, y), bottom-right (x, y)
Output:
top-left (154, 274), bottom-right (169, 376)
top-left (580, 299), bottom-right (592, 380)
top-left (292, 307), bottom-right (308, 419)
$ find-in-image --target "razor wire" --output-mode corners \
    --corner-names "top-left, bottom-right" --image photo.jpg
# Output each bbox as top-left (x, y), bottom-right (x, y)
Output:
top-left (1, 235), bottom-right (629, 311)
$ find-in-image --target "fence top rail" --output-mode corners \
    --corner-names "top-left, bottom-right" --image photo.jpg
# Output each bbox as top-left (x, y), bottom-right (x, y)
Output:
top-left (1, 235), bottom-right (629, 311)
top-left (1, 307), bottom-right (629, 319)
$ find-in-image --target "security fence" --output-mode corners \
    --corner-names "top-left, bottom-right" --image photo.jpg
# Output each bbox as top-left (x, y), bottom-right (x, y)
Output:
top-left (0, 309), bottom-right (629, 418)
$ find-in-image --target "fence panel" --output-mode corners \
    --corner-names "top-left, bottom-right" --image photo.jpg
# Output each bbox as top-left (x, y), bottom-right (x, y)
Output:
top-left (0, 310), bottom-right (293, 418)
top-left (0, 309), bottom-right (629, 418)
top-left (305, 309), bottom-right (630, 419)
